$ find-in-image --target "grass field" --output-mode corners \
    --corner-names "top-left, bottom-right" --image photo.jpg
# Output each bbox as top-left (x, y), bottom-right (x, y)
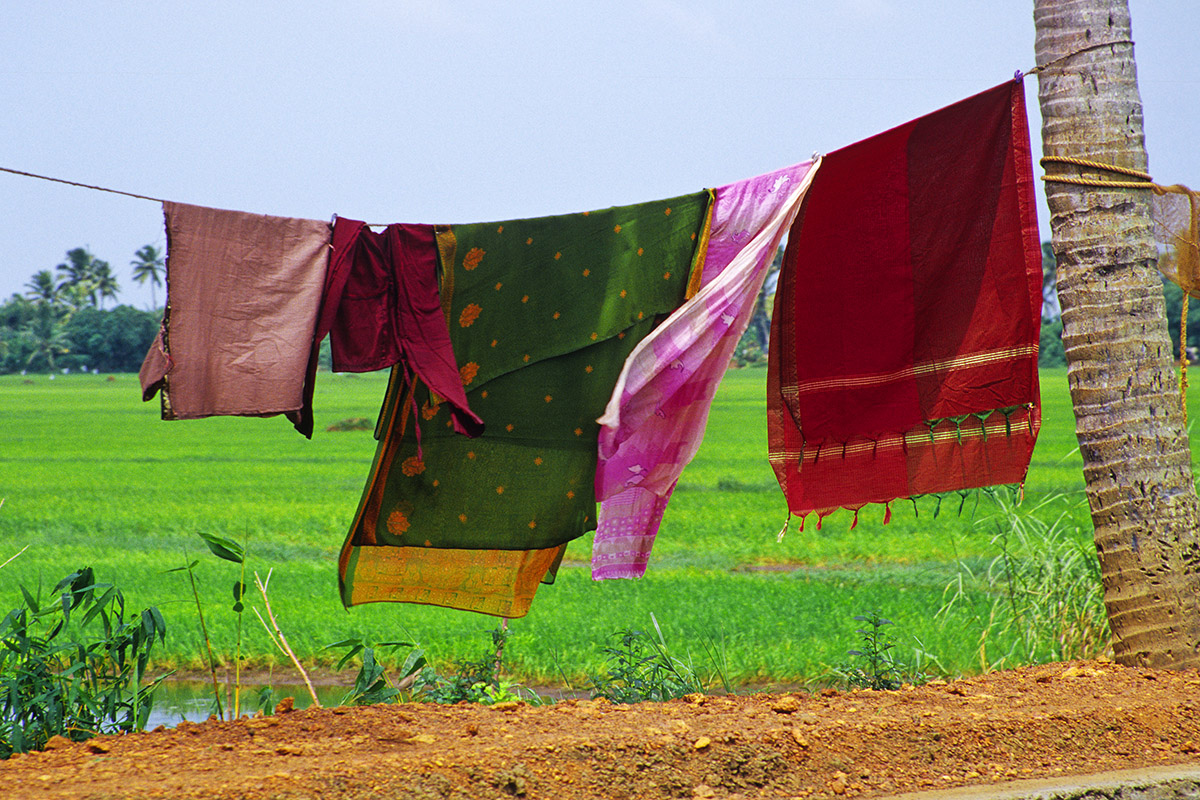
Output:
top-left (0, 366), bottom-right (1166, 686)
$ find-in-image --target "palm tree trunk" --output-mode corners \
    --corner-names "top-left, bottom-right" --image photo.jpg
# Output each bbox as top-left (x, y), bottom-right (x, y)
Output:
top-left (1035, 0), bottom-right (1200, 668)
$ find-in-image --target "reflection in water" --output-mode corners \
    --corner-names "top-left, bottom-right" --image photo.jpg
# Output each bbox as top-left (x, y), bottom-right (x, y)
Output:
top-left (145, 680), bottom-right (348, 729)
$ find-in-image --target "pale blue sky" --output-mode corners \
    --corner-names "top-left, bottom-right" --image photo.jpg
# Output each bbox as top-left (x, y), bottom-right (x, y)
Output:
top-left (2, 1), bottom-right (1196, 309)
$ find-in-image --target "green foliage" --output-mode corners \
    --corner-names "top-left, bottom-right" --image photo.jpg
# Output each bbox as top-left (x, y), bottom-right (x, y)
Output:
top-left (939, 493), bottom-right (1109, 670)
top-left (1161, 277), bottom-right (1200, 360)
top-left (164, 555), bottom-right (225, 720)
top-left (0, 569), bottom-right (168, 757)
top-left (837, 612), bottom-right (905, 690)
top-left (62, 305), bottom-right (159, 372)
top-left (1040, 241), bottom-right (1059, 320)
top-left (197, 532), bottom-right (250, 717)
top-left (253, 685), bottom-right (278, 716)
top-left (20, 302), bottom-right (72, 371)
top-left (1038, 319), bottom-right (1066, 367)
top-left (325, 638), bottom-right (425, 706)
top-left (415, 668), bottom-right (522, 705)
top-left (587, 618), bottom-right (706, 703)
top-left (325, 417), bottom-right (373, 432)
top-left (130, 245), bottom-right (165, 310)
top-left (198, 532), bottom-right (246, 566)
top-left (0, 296), bottom-right (159, 375)
top-left (731, 330), bottom-right (766, 367)
top-left (0, 243), bottom-right (162, 374)
top-left (414, 626), bottom-right (524, 706)
top-left (324, 627), bottom-right (534, 707)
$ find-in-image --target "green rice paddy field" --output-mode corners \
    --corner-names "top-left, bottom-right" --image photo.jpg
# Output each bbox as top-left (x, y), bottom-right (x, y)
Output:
top-left (0, 367), bottom-right (1179, 686)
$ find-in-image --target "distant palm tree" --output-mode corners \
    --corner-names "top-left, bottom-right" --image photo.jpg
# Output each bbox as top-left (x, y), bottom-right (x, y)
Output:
top-left (130, 244), bottom-right (164, 309)
top-left (92, 261), bottom-right (120, 310)
top-left (22, 303), bottom-right (71, 371)
top-left (24, 270), bottom-right (59, 305)
top-left (55, 247), bottom-right (99, 297)
top-left (59, 283), bottom-right (93, 313)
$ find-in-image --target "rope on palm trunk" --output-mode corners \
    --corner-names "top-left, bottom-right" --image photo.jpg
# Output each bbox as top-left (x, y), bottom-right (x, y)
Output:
top-left (1041, 156), bottom-right (1199, 424)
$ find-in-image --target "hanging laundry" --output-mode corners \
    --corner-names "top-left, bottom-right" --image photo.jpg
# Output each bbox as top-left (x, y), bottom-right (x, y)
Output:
top-left (592, 159), bottom-right (821, 580)
top-left (139, 202), bottom-right (331, 426)
top-left (296, 219), bottom-right (482, 439)
top-left (338, 192), bottom-right (710, 617)
top-left (336, 367), bottom-right (569, 617)
top-left (768, 80), bottom-right (1043, 524)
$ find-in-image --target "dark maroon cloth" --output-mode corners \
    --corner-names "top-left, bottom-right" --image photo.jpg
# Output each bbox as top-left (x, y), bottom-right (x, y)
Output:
top-left (296, 218), bottom-right (483, 439)
top-left (768, 80), bottom-right (1042, 520)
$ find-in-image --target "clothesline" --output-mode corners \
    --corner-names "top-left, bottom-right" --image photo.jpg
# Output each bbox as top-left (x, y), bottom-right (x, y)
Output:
top-left (0, 165), bottom-right (166, 204)
top-left (7, 78), bottom-right (1048, 618)
top-left (0, 165), bottom-right (440, 229)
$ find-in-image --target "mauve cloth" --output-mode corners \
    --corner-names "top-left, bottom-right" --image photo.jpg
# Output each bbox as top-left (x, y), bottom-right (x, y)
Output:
top-left (139, 202), bottom-right (331, 424)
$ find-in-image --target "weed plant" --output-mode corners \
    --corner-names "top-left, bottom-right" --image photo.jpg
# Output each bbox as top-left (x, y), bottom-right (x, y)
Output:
top-left (325, 637), bottom-right (425, 706)
top-left (0, 569), bottom-right (167, 756)
top-left (587, 615), bottom-right (711, 703)
top-left (837, 613), bottom-right (906, 690)
top-left (414, 626), bottom-right (526, 705)
top-left (326, 626), bottom-right (536, 707)
top-left (939, 492), bottom-right (1109, 670)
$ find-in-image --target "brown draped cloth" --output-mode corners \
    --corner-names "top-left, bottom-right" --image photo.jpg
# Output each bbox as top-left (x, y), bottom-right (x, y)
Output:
top-left (139, 202), bottom-right (330, 426)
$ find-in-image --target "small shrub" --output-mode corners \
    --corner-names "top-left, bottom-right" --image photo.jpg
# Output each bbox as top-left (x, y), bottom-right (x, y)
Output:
top-left (326, 417), bottom-right (373, 432)
top-left (325, 638), bottom-right (425, 706)
top-left (0, 568), bottom-right (168, 757)
top-left (327, 626), bottom-right (535, 707)
top-left (414, 626), bottom-right (524, 706)
top-left (838, 612), bottom-right (904, 690)
top-left (254, 685), bottom-right (278, 716)
top-left (588, 621), bottom-right (705, 703)
top-left (829, 612), bottom-right (934, 691)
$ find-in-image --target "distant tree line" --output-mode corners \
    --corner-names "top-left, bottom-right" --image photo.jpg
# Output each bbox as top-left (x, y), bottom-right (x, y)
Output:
top-left (0, 246), bottom-right (163, 373)
top-left (1, 239), bottom-right (1169, 375)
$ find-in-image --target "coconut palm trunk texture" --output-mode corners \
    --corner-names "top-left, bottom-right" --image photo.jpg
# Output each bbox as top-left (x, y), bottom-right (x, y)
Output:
top-left (1034, 0), bottom-right (1200, 668)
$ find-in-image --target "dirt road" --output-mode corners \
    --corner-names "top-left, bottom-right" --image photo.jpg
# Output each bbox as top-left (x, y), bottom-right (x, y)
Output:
top-left (2, 658), bottom-right (1198, 799)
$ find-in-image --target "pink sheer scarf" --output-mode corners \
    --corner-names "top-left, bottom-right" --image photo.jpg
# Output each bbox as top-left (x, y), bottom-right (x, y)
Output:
top-left (591, 160), bottom-right (820, 579)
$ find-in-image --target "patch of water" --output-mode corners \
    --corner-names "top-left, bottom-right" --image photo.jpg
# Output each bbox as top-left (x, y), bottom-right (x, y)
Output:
top-left (144, 680), bottom-right (347, 729)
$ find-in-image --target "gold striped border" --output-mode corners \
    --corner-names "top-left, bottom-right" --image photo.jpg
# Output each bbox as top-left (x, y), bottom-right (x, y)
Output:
top-left (434, 225), bottom-right (457, 322)
top-left (792, 344), bottom-right (1038, 395)
top-left (785, 408), bottom-right (1035, 465)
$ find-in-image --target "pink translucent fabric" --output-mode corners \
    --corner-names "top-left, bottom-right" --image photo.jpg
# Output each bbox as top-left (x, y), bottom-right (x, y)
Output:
top-left (591, 160), bottom-right (821, 579)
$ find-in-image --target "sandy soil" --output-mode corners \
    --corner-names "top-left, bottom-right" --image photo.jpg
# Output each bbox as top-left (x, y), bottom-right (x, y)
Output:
top-left (2, 658), bottom-right (1198, 800)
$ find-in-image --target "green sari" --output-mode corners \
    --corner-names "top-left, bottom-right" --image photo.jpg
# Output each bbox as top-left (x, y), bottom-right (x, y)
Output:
top-left (339, 192), bottom-right (711, 616)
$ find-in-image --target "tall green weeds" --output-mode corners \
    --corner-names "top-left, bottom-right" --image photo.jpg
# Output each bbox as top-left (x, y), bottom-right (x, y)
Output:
top-left (939, 493), bottom-right (1109, 670)
top-left (0, 568), bottom-right (168, 757)
top-left (587, 614), bottom-right (723, 703)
